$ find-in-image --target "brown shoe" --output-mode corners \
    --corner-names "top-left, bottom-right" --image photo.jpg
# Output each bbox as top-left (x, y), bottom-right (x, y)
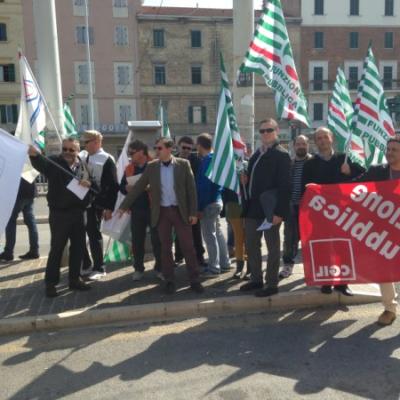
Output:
top-left (377, 311), bottom-right (396, 326)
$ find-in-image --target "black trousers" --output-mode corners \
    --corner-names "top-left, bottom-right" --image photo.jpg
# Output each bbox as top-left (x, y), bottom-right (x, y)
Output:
top-left (45, 208), bottom-right (85, 286)
top-left (83, 206), bottom-right (104, 271)
top-left (282, 204), bottom-right (300, 266)
top-left (174, 220), bottom-right (205, 262)
top-left (131, 209), bottom-right (161, 272)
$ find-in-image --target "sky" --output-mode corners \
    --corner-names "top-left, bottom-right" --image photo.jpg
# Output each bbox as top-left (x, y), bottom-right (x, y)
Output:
top-left (143, 0), bottom-right (263, 9)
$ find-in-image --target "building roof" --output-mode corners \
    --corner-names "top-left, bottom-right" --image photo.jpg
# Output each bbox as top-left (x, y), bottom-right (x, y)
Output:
top-left (138, 6), bottom-right (299, 21)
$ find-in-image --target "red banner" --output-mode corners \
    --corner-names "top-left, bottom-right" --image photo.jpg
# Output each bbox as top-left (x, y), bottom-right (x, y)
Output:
top-left (299, 180), bottom-right (400, 285)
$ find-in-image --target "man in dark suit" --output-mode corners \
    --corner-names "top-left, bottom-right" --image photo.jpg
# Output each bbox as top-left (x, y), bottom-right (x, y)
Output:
top-left (118, 137), bottom-right (204, 295)
top-left (240, 118), bottom-right (291, 297)
top-left (29, 139), bottom-right (92, 297)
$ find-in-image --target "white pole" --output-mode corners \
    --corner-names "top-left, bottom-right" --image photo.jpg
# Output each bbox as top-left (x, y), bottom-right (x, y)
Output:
top-left (32, 0), bottom-right (65, 150)
top-left (233, 0), bottom-right (255, 151)
top-left (85, 0), bottom-right (95, 130)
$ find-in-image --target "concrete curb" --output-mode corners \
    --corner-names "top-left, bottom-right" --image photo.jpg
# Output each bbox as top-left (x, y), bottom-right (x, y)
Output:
top-left (0, 288), bottom-right (381, 336)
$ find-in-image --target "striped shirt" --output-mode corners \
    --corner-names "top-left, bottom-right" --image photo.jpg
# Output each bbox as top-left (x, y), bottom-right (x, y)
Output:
top-left (291, 158), bottom-right (307, 205)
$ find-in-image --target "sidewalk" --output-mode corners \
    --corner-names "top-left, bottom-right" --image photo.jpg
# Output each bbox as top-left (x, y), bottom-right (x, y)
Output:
top-left (0, 253), bottom-right (381, 335)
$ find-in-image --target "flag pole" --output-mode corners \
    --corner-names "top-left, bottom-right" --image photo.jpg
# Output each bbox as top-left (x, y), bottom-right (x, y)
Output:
top-left (84, 0), bottom-right (95, 130)
top-left (20, 52), bottom-right (63, 144)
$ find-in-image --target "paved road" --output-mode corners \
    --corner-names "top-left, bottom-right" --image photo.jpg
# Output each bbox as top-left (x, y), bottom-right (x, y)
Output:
top-left (0, 304), bottom-right (399, 400)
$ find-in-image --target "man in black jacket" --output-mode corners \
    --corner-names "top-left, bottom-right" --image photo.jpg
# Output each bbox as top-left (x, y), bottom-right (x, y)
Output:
top-left (0, 178), bottom-right (39, 262)
top-left (240, 118), bottom-right (291, 297)
top-left (80, 130), bottom-right (119, 280)
top-left (29, 138), bottom-right (92, 297)
top-left (302, 126), bottom-right (365, 296)
top-left (356, 137), bottom-right (400, 326)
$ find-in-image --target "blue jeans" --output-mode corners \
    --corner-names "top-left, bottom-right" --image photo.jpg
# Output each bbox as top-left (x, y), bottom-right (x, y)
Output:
top-left (4, 198), bottom-right (39, 256)
top-left (201, 202), bottom-right (230, 272)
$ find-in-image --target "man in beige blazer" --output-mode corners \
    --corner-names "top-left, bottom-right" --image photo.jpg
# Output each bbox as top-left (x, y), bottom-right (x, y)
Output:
top-left (119, 137), bottom-right (204, 295)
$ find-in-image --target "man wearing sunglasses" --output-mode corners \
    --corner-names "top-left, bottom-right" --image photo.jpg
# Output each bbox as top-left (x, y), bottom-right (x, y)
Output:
top-left (240, 118), bottom-right (291, 297)
top-left (174, 136), bottom-right (206, 267)
top-left (118, 137), bottom-right (204, 295)
top-left (29, 139), bottom-right (92, 298)
top-left (80, 130), bottom-right (119, 280)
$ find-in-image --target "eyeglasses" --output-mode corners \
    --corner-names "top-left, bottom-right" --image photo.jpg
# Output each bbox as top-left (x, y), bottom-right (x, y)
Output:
top-left (181, 146), bottom-right (192, 151)
top-left (154, 146), bottom-right (163, 151)
top-left (62, 147), bottom-right (76, 153)
top-left (259, 128), bottom-right (276, 134)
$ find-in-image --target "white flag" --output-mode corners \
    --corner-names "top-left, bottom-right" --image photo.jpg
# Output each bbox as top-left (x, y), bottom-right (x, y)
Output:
top-left (15, 52), bottom-right (47, 183)
top-left (0, 129), bottom-right (28, 235)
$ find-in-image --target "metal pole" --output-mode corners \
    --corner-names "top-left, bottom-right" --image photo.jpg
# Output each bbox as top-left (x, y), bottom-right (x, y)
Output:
top-left (233, 0), bottom-right (255, 151)
top-left (85, 0), bottom-right (95, 130)
top-left (32, 0), bottom-right (65, 152)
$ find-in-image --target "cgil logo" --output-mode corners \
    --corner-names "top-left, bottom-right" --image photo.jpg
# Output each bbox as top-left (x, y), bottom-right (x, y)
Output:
top-left (310, 239), bottom-right (357, 282)
top-left (316, 264), bottom-right (352, 278)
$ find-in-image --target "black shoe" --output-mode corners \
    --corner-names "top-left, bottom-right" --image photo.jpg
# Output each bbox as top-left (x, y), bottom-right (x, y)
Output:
top-left (45, 285), bottom-right (58, 298)
top-left (233, 260), bottom-right (245, 280)
top-left (240, 281), bottom-right (263, 292)
top-left (198, 258), bottom-right (208, 268)
top-left (0, 252), bottom-right (13, 262)
top-left (175, 257), bottom-right (184, 264)
top-left (19, 251), bottom-right (40, 260)
top-left (255, 287), bottom-right (279, 297)
top-left (190, 282), bottom-right (204, 294)
top-left (164, 281), bottom-right (176, 295)
top-left (69, 279), bottom-right (91, 291)
top-left (321, 285), bottom-right (333, 294)
top-left (334, 285), bottom-right (353, 296)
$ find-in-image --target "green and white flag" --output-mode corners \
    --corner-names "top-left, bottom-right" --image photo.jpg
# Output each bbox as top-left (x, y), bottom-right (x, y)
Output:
top-left (239, 0), bottom-right (310, 126)
top-left (220, 53), bottom-right (246, 164)
top-left (353, 44), bottom-right (395, 167)
top-left (104, 240), bottom-right (131, 263)
top-left (206, 87), bottom-right (239, 194)
top-left (63, 103), bottom-right (78, 137)
top-left (328, 67), bottom-right (365, 167)
top-left (157, 100), bottom-right (171, 138)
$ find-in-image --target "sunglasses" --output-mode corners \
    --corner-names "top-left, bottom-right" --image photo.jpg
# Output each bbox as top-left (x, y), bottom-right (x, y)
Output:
top-left (62, 147), bottom-right (76, 153)
top-left (154, 146), bottom-right (163, 151)
top-left (259, 128), bottom-right (276, 134)
top-left (181, 146), bottom-right (192, 151)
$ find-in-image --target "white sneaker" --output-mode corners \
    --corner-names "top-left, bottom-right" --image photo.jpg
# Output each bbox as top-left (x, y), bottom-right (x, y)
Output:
top-left (279, 265), bottom-right (293, 279)
top-left (80, 266), bottom-right (93, 277)
top-left (132, 271), bottom-right (144, 281)
top-left (88, 270), bottom-right (107, 281)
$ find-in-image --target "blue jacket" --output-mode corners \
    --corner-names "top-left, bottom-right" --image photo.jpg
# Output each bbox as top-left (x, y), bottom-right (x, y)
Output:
top-left (196, 153), bottom-right (222, 211)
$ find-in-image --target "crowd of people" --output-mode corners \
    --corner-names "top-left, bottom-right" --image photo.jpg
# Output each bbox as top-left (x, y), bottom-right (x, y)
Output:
top-left (1, 119), bottom-right (399, 326)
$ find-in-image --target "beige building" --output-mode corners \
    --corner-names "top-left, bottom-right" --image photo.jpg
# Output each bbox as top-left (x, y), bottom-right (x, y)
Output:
top-left (0, 0), bottom-right (24, 134)
top-left (137, 2), bottom-right (302, 144)
top-left (22, 0), bottom-right (143, 155)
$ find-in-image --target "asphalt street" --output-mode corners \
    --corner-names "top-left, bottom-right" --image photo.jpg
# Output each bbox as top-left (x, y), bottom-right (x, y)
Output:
top-left (0, 304), bottom-right (399, 400)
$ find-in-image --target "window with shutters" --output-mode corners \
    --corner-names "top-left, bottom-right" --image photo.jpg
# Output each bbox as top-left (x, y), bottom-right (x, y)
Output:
top-left (313, 103), bottom-right (324, 121)
top-left (188, 105), bottom-right (207, 124)
top-left (313, 67), bottom-right (324, 90)
top-left (117, 65), bottom-right (130, 85)
top-left (76, 26), bottom-right (94, 44)
top-left (348, 66), bottom-right (359, 90)
top-left (115, 25), bottom-right (128, 46)
top-left (385, 0), bottom-right (394, 16)
top-left (0, 104), bottom-right (18, 124)
top-left (72, 0), bottom-right (87, 16)
top-left (191, 66), bottom-right (202, 84)
top-left (74, 62), bottom-right (95, 94)
top-left (314, 32), bottom-right (324, 49)
top-left (153, 29), bottom-right (165, 48)
top-left (119, 104), bottom-right (132, 124)
top-left (0, 23), bottom-right (7, 41)
top-left (384, 32), bottom-right (394, 48)
top-left (113, 0), bottom-right (128, 17)
top-left (191, 30), bottom-right (202, 48)
top-left (383, 66), bottom-right (394, 89)
top-left (314, 0), bottom-right (324, 15)
top-left (0, 64), bottom-right (15, 82)
top-left (80, 104), bottom-right (89, 126)
top-left (350, 0), bottom-right (359, 15)
top-left (154, 64), bottom-right (166, 85)
top-left (349, 32), bottom-right (359, 49)
top-left (114, 62), bottom-right (133, 95)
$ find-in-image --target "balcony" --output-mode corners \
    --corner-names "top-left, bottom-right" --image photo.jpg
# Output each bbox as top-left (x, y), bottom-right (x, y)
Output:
top-left (307, 79), bottom-right (400, 93)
